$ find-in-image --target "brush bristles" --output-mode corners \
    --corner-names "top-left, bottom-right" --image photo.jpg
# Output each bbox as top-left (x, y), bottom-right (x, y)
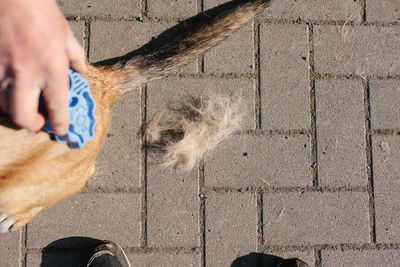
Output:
top-left (145, 95), bottom-right (244, 170)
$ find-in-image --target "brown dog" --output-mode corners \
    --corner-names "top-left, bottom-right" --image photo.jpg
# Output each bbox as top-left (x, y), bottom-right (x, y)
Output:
top-left (0, 0), bottom-right (271, 233)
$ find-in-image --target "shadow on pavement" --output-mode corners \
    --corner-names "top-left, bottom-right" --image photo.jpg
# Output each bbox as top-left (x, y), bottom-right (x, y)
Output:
top-left (40, 236), bottom-right (100, 267)
top-left (231, 252), bottom-right (285, 267)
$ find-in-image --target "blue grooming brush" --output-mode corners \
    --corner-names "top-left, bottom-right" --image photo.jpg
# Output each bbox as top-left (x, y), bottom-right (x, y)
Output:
top-left (41, 69), bottom-right (96, 149)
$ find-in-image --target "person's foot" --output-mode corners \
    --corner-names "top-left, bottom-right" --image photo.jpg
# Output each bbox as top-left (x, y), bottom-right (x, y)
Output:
top-left (277, 258), bottom-right (310, 267)
top-left (80, 240), bottom-right (131, 267)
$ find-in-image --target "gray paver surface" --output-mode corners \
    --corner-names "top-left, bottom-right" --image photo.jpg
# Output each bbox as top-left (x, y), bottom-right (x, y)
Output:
top-left (321, 249), bottom-right (400, 267)
top-left (260, 23), bottom-right (310, 130)
top-left (316, 79), bottom-right (366, 187)
top-left (2, 0), bottom-right (400, 266)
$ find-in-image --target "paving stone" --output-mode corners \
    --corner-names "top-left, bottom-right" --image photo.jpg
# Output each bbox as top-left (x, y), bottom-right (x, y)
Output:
top-left (129, 251), bottom-right (201, 267)
top-left (205, 192), bottom-right (257, 267)
top-left (147, 0), bottom-right (197, 19)
top-left (314, 25), bottom-right (400, 75)
top-left (204, 135), bottom-right (312, 188)
top-left (370, 80), bottom-right (400, 129)
top-left (204, 24), bottom-right (254, 74)
top-left (0, 230), bottom-right (20, 267)
top-left (89, 90), bottom-right (141, 190)
top-left (89, 21), bottom-right (170, 62)
top-left (26, 252), bottom-right (80, 267)
top-left (204, 0), bottom-right (361, 21)
top-left (321, 248), bottom-right (400, 266)
top-left (68, 21), bottom-right (85, 47)
top-left (89, 21), bottom-right (197, 72)
top-left (57, 0), bottom-right (141, 18)
top-left (260, 24), bottom-right (310, 129)
top-left (26, 193), bottom-right (141, 248)
top-left (263, 192), bottom-right (370, 246)
top-left (316, 79), bottom-right (367, 187)
top-left (366, 0), bottom-right (400, 23)
top-left (260, 0), bottom-right (362, 21)
top-left (372, 136), bottom-right (400, 243)
top-left (147, 153), bottom-right (199, 248)
top-left (147, 77), bottom-right (256, 130)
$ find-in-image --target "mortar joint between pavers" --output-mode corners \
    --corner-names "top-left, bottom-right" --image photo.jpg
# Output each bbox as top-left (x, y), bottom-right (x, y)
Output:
top-left (243, 129), bottom-right (310, 136)
top-left (315, 248), bottom-right (322, 267)
top-left (26, 246), bottom-right (201, 254)
top-left (198, 159), bottom-right (206, 267)
top-left (140, 84), bottom-right (148, 248)
top-left (163, 72), bottom-right (256, 80)
top-left (307, 22), bottom-right (318, 189)
top-left (370, 129), bottom-right (400, 135)
top-left (257, 18), bottom-right (400, 27)
top-left (262, 242), bottom-right (400, 252)
top-left (198, 56), bottom-right (204, 74)
top-left (315, 73), bottom-right (400, 81)
top-left (123, 246), bottom-right (201, 254)
top-left (203, 186), bottom-right (368, 194)
top-left (19, 227), bottom-right (27, 267)
top-left (257, 192), bottom-right (264, 251)
top-left (254, 20), bottom-right (262, 130)
top-left (80, 187), bottom-right (143, 194)
top-left (361, 0), bottom-right (367, 22)
top-left (197, 0), bottom-right (203, 13)
top-left (84, 20), bottom-right (91, 60)
top-left (362, 79), bottom-right (377, 244)
top-left (140, 0), bottom-right (148, 20)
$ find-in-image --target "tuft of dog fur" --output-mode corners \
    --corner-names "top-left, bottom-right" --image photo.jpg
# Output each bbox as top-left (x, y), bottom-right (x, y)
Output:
top-left (145, 95), bottom-right (243, 170)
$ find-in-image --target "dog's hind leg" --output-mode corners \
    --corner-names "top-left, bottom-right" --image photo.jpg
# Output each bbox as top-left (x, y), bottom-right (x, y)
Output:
top-left (0, 160), bottom-right (95, 232)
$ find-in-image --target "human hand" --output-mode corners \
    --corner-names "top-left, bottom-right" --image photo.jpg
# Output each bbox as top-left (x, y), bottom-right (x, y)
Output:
top-left (0, 0), bottom-right (86, 135)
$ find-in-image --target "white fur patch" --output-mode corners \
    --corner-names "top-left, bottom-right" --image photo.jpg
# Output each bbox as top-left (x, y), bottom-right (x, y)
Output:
top-left (0, 213), bottom-right (15, 233)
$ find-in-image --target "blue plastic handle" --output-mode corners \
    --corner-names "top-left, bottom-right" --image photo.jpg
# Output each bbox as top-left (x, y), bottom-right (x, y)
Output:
top-left (42, 69), bottom-right (96, 148)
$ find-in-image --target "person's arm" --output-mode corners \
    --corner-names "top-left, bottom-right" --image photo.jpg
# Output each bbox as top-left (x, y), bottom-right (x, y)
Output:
top-left (0, 0), bottom-right (86, 135)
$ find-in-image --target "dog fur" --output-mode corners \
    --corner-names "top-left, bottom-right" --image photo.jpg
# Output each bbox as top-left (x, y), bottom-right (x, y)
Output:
top-left (0, 0), bottom-right (272, 232)
top-left (145, 95), bottom-right (243, 170)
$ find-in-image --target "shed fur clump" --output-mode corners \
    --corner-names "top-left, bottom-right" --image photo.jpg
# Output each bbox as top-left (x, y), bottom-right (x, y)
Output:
top-left (145, 95), bottom-right (243, 170)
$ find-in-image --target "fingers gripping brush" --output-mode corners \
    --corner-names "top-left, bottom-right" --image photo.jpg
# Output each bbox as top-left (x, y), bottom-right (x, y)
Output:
top-left (40, 69), bottom-right (96, 149)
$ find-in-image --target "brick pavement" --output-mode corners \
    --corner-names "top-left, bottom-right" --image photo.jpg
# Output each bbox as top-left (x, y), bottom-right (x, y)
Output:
top-left (1, 0), bottom-right (400, 266)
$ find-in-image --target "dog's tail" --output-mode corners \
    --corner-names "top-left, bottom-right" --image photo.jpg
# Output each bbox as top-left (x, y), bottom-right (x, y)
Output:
top-left (98, 0), bottom-right (272, 95)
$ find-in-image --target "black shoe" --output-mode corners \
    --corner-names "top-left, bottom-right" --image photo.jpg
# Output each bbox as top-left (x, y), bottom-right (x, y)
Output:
top-left (277, 258), bottom-right (310, 267)
top-left (80, 240), bottom-right (131, 267)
